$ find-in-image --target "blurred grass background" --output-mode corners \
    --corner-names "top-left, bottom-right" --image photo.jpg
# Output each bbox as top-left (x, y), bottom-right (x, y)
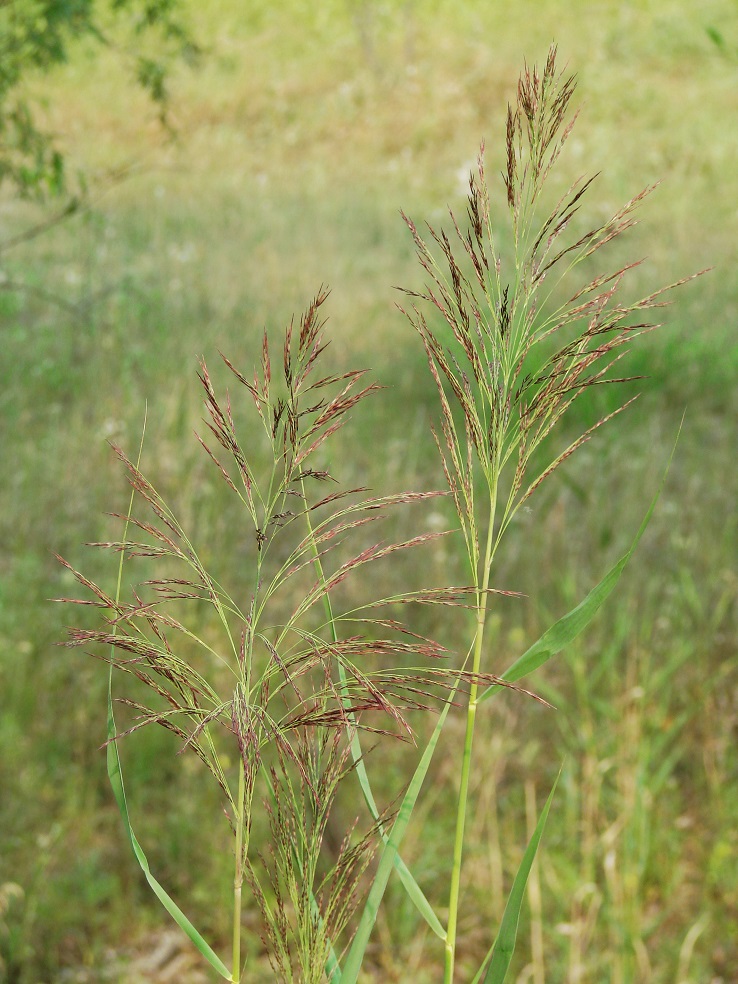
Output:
top-left (1, 0), bottom-right (736, 981)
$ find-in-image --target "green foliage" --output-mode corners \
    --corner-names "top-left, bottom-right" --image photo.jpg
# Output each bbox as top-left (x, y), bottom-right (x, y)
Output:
top-left (0, 0), bottom-right (197, 198)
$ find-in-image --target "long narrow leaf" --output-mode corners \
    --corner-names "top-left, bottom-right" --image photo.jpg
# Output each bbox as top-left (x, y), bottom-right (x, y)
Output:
top-left (472, 772), bottom-right (559, 984)
top-left (392, 855), bottom-right (446, 939)
top-left (304, 483), bottom-right (446, 944)
top-left (340, 684), bottom-right (457, 984)
top-left (105, 726), bottom-right (231, 978)
top-left (338, 659), bottom-right (446, 940)
top-left (107, 416), bottom-right (232, 981)
top-left (478, 450), bottom-right (674, 704)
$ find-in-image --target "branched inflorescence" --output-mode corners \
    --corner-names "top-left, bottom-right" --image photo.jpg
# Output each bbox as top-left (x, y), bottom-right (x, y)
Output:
top-left (58, 287), bottom-right (524, 982)
top-left (400, 46), bottom-right (696, 577)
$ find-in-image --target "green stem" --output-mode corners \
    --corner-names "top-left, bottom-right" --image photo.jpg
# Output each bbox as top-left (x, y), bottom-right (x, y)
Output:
top-left (302, 482), bottom-right (384, 823)
top-left (232, 759), bottom-right (246, 983)
top-left (444, 490), bottom-right (498, 983)
top-left (230, 516), bottom-right (265, 982)
top-left (232, 538), bottom-right (264, 984)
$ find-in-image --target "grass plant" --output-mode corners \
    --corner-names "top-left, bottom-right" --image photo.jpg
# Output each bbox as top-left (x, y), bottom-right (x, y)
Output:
top-left (50, 48), bottom-right (706, 983)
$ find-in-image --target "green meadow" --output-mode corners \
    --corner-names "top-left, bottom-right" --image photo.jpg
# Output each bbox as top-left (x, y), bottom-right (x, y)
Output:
top-left (1, 1), bottom-right (737, 981)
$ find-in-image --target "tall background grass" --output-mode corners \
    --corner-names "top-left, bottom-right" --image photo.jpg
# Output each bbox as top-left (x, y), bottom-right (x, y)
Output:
top-left (1, 1), bottom-right (736, 981)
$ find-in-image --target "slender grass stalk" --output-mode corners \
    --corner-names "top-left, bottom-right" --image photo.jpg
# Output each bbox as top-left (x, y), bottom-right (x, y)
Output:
top-left (232, 761), bottom-right (245, 982)
top-left (445, 491), bottom-right (497, 981)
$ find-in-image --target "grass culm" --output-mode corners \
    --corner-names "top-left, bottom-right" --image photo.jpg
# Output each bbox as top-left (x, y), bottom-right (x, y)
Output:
top-left (58, 48), bottom-right (696, 982)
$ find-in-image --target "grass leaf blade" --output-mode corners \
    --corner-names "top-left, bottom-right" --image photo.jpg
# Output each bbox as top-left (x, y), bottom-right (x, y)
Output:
top-left (105, 723), bottom-right (232, 979)
top-left (478, 449), bottom-right (675, 704)
top-left (339, 660), bottom-right (447, 940)
top-left (473, 772), bottom-right (559, 984)
top-left (340, 684), bottom-right (457, 984)
top-left (106, 414), bottom-right (231, 981)
top-left (306, 473), bottom-right (446, 944)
